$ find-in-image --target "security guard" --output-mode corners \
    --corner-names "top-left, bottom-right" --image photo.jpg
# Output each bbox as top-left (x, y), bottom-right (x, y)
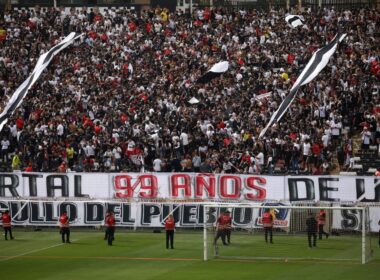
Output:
top-left (105, 211), bottom-right (116, 246)
top-left (318, 209), bottom-right (329, 239)
top-left (104, 210), bottom-right (111, 240)
top-left (224, 210), bottom-right (232, 244)
top-left (0, 210), bottom-right (14, 240)
top-left (306, 213), bottom-right (318, 248)
top-left (59, 211), bottom-right (70, 243)
top-left (164, 214), bottom-right (175, 249)
top-left (214, 212), bottom-right (228, 246)
top-left (262, 209), bottom-right (274, 244)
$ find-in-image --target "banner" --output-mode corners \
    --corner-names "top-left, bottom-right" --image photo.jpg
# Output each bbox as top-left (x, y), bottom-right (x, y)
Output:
top-left (332, 206), bottom-right (380, 233)
top-left (0, 201), bottom-right (287, 229)
top-left (0, 173), bottom-right (379, 202)
top-left (1, 200), bottom-right (378, 232)
top-left (1, 172), bottom-right (380, 231)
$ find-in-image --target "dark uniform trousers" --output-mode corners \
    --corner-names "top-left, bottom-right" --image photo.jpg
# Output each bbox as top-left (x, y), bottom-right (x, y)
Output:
top-left (318, 224), bottom-right (328, 239)
top-left (4, 227), bottom-right (13, 240)
top-left (264, 227), bottom-right (273, 243)
top-left (60, 228), bottom-right (70, 243)
top-left (214, 229), bottom-right (227, 245)
top-left (106, 227), bottom-right (115, 246)
top-left (308, 231), bottom-right (317, 247)
top-left (226, 228), bottom-right (231, 243)
top-left (166, 230), bottom-right (174, 249)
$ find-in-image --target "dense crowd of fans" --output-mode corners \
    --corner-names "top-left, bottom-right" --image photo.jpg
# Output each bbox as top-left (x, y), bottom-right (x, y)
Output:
top-left (0, 5), bottom-right (379, 174)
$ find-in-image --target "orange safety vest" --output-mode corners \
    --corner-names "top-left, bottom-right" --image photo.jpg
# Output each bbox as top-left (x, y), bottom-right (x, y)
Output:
top-left (1, 213), bottom-right (11, 227)
top-left (262, 212), bottom-right (273, 227)
top-left (59, 215), bottom-right (69, 228)
top-left (223, 215), bottom-right (232, 229)
top-left (318, 211), bottom-right (326, 225)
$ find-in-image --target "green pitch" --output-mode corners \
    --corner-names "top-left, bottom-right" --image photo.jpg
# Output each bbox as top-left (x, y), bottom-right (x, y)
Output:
top-left (0, 230), bottom-right (379, 280)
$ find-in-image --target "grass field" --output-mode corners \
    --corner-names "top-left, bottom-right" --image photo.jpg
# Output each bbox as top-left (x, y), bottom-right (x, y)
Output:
top-left (0, 229), bottom-right (379, 280)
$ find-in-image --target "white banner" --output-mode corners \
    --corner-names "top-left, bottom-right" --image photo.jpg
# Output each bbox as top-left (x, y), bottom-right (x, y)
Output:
top-left (0, 201), bottom-right (287, 229)
top-left (0, 173), bottom-right (379, 202)
top-left (1, 172), bottom-right (379, 231)
top-left (332, 206), bottom-right (380, 233)
top-left (1, 200), bottom-right (378, 231)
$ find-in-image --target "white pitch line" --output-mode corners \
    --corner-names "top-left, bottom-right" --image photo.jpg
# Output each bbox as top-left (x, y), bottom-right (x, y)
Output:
top-left (0, 239), bottom-right (78, 262)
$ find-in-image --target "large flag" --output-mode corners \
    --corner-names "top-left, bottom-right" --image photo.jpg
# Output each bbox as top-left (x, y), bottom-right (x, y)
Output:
top-left (259, 33), bottom-right (346, 138)
top-left (0, 32), bottom-right (82, 132)
top-left (285, 15), bottom-right (305, 28)
top-left (196, 61), bottom-right (229, 84)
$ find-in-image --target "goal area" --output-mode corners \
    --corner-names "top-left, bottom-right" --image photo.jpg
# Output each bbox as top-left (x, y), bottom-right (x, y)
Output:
top-left (203, 203), bottom-right (373, 264)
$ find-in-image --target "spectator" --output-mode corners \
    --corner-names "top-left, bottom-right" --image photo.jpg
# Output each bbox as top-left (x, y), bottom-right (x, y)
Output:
top-left (0, 6), bottom-right (378, 175)
top-left (58, 161), bottom-right (67, 173)
top-left (11, 152), bottom-right (21, 170)
top-left (361, 127), bottom-right (372, 150)
top-left (153, 157), bottom-right (162, 172)
top-left (1, 137), bottom-right (10, 163)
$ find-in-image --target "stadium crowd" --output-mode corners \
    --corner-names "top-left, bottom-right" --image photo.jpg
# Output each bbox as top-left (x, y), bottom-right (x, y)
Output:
top-left (0, 5), bottom-right (379, 174)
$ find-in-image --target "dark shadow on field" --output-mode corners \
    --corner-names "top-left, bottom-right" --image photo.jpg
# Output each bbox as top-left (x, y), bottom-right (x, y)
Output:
top-left (0, 239), bottom-right (27, 242)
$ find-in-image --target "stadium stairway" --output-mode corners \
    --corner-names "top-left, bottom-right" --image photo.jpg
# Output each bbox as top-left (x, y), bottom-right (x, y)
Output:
top-left (346, 133), bottom-right (380, 175)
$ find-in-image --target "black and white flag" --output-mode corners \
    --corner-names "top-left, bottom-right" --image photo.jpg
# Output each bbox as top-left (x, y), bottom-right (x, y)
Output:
top-left (285, 15), bottom-right (305, 28)
top-left (259, 33), bottom-right (346, 138)
top-left (0, 32), bottom-right (82, 132)
top-left (196, 61), bottom-right (229, 84)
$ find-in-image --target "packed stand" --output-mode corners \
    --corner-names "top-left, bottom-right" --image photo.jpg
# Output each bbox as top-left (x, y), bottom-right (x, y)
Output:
top-left (0, 6), bottom-right (379, 175)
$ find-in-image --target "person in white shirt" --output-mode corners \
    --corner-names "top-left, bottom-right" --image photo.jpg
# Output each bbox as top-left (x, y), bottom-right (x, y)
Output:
top-left (112, 146), bottom-right (122, 171)
top-left (255, 151), bottom-right (264, 170)
top-left (302, 140), bottom-right (311, 172)
top-left (321, 133), bottom-right (329, 148)
top-left (1, 138), bottom-right (10, 163)
top-left (248, 162), bottom-right (260, 174)
top-left (153, 158), bottom-right (162, 172)
top-left (206, 126), bottom-right (214, 139)
top-left (180, 131), bottom-right (189, 154)
top-left (361, 127), bottom-right (371, 150)
top-left (330, 119), bottom-right (342, 146)
top-left (198, 145), bottom-right (208, 159)
top-left (103, 148), bottom-right (113, 170)
top-left (85, 144), bottom-right (95, 158)
top-left (57, 123), bottom-right (64, 138)
top-left (10, 123), bottom-right (17, 138)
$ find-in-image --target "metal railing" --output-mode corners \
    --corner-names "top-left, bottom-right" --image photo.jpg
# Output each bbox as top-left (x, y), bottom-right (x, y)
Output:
top-left (10, 0), bottom-right (379, 10)
top-left (302, 0), bottom-right (376, 10)
top-left (14, 0), bottom-right (135, 7)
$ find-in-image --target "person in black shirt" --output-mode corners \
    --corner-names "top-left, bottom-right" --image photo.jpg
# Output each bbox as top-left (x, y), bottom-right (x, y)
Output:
top-left (306, 213), bottom-right (318, 248)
